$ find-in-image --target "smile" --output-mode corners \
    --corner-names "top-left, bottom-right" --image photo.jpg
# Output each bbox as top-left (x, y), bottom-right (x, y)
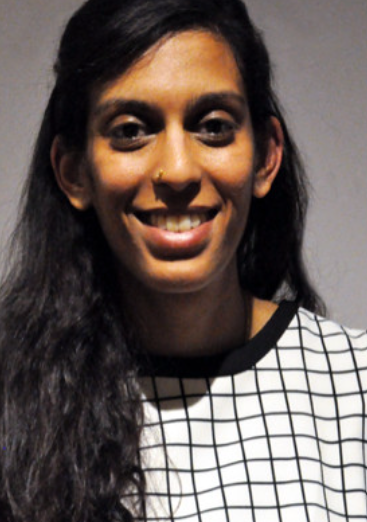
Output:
top-left (135, 210), bottom-right (217, 233)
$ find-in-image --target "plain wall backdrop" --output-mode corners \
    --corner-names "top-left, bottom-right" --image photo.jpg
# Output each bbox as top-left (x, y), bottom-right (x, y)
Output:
top-left (0, 0), bottom-right (366, 328)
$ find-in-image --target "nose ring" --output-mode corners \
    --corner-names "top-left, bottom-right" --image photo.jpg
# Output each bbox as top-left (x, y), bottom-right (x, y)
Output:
top-left (153, 169), bottom-right (165, 183)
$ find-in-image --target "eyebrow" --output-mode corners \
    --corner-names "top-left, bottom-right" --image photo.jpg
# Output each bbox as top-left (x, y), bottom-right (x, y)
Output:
top-left (93, 99), bottom-right (161, 119)
top-left (186, 92), bottom-right (247, 113)
top-left (93, 91), bottom-right (247, 119)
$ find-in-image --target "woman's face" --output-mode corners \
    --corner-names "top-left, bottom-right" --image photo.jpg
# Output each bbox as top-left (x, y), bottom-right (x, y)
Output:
top-left (61, 30), bottom-right (281, 295)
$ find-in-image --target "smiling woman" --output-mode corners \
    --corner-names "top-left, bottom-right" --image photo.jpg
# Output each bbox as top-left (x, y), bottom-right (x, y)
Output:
top-left (52, 31), bottom-right (282, 314)
top-left (0, 0), bottom-right (366, 521)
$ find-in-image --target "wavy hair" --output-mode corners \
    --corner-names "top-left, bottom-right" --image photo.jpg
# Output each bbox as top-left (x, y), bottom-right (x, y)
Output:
top-left (0, 0), bottom-right (324, 520)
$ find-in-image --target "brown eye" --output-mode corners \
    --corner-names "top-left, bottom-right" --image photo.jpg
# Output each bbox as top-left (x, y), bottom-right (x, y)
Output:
top-left (108, 119), bottom-right (152, 151)
top-left (201, 118), bottom-right (235, 136)
top-left (111, 122), bottom-right (146, 140)
top-left (195, 111), bottom-right (238, 147)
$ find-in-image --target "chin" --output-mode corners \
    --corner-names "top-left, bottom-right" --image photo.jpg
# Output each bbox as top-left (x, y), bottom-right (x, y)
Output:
top-left (124, 255), bottom-right (237, 297)
top-left (121, 255), bottom-right (220, 294)
top-left (144, 269), bottom-right (214, 295)
top-left (146, 275), bottom-right (212, 295)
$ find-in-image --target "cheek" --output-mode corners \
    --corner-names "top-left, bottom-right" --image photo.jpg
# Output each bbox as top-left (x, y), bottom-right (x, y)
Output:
top-left (204, 138), bottom-right (256, 195)
top-left (211, 159), bottom-right (256, 205)
top-left (213, 154), bottom-right (256, 241)
top-left (87, 148), bottom-right (142, 206)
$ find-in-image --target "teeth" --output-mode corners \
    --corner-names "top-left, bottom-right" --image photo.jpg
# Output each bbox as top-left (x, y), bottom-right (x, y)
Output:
top-left (190, 214), bottom-right (201, 229)
top-left (166, 216), bottom-right (178, 232)
top-left (178, 215), bottom-right (191, 232)
top-left (149, 213), bottom-right (208, 232)
top-left (157, 214), bottom-right (166, 229)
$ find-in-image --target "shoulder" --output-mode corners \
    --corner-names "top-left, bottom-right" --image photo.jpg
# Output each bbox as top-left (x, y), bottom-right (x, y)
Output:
top-left (279, 305), bottom-right (367, 374)
top-left (294, 306), bottom-right (367, 349)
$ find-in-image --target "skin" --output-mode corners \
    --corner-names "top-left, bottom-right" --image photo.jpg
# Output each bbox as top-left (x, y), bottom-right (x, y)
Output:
top-left (52, 30), bottom-right (283, 357)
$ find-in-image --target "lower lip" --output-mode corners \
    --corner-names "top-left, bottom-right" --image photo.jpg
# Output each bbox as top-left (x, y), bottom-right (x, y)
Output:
top-left (140, 219), bottom-right (214, 257)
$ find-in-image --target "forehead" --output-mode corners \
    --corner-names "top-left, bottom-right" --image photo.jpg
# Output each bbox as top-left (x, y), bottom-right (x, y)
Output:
top-left (92, 30), bottom-right (244, 107)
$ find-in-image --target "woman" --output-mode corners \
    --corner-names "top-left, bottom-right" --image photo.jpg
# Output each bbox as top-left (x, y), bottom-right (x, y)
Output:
top-left (0, 0), bottom-right (365, 520)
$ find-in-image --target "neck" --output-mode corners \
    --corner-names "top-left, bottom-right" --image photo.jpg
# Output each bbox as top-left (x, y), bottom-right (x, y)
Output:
top-left (120, 271), bottom-right (252, 358)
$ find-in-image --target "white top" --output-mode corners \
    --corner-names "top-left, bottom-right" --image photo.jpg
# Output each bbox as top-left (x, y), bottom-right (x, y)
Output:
top-left (132, 302), bottom-right (367, 521)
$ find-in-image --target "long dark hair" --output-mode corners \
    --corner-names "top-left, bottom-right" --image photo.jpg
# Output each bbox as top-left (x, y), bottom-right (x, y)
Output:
top-left (0, 0), bottom-right (324, 520)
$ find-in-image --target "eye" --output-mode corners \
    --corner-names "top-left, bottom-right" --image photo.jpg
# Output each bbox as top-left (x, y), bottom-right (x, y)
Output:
top-left (108, 117), bottom-right (152, 150)
top-left (201, 118), bottom-right (234, 136)
top-left (196, 111), bottom-right (238, 147)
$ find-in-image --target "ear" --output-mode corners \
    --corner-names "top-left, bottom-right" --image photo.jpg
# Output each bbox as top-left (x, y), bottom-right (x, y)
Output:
top-left (253, 116), bottom-right (284, 199)
top-left (50, 136), bottom-right (92, 211)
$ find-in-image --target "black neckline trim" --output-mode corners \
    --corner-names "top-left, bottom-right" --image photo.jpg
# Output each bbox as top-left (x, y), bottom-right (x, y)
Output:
top-left (141, 300), bottom-right (299, 378)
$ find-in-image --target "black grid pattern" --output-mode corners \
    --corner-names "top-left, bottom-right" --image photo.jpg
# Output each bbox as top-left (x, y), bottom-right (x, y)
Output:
top-left (136, 306), bottom-right (367, 521)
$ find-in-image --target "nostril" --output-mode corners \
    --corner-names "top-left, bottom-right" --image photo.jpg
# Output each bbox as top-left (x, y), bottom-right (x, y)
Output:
top-left (153, 181), bottom-right (201, 204)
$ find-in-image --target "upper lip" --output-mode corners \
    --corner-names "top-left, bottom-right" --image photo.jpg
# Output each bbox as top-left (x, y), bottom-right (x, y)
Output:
top-left (132, 206), bottom-right (219, 226)
top-left (132, 205), bottom-right (220, 216)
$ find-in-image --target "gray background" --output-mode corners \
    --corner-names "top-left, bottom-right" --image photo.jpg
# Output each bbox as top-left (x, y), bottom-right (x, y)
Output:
top-left (0, 0), bottom-right (366, 328)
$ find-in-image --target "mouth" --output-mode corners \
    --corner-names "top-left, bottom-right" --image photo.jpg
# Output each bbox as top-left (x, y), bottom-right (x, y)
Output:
top-left (135, 209), bottom-right (218, 233)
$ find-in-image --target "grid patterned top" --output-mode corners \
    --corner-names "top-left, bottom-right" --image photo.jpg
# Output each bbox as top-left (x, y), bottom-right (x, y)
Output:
top-left (135, 302), bottom-right (367, 521)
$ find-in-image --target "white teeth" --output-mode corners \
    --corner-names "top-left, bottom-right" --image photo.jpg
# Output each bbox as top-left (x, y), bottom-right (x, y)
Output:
top-left (178, 215), bottom-right (191, 232)
top-left (149, 213), bottom-right (209, 232)
top-left (166, 215), bottom-right (178, 232)
top-left (190, 214), bottom-right (202, 229)
top-left (157, 214), bottom-right (166, 229)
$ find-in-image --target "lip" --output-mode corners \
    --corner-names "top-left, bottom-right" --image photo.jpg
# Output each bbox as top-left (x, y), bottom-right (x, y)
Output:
top-left (131, 206), bottom-right (219, 258)
top-left (134, 206), bottom-right (218, 218)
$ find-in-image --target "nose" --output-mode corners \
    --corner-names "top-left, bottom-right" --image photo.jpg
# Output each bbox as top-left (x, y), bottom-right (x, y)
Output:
top-left (155, 127), bottom-right (202, 192)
